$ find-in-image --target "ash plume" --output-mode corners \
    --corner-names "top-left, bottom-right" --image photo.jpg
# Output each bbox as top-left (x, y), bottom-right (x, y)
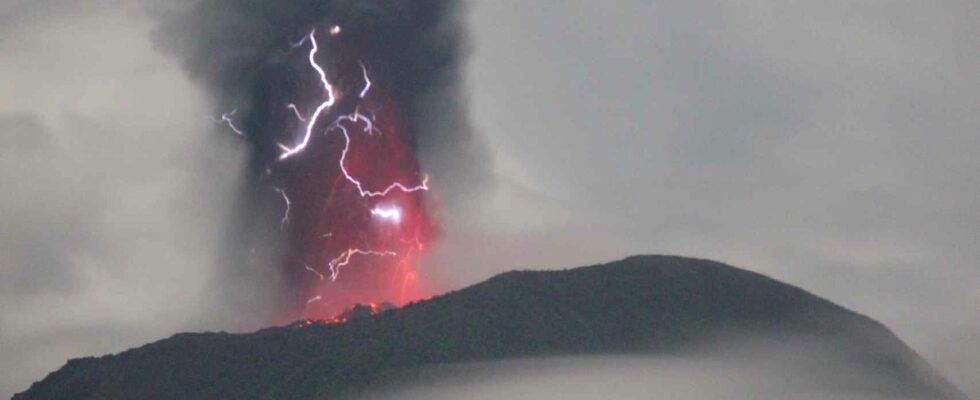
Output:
top-left (152, 0), bottom-right (490, 325)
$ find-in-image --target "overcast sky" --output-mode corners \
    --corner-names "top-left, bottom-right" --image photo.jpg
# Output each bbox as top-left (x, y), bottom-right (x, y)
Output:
top-left (1, 1), bottom-right (978, 398)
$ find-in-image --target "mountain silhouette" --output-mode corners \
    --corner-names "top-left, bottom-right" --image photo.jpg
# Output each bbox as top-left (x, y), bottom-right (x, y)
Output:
top-left (15, 255), bottom-right (967, 399)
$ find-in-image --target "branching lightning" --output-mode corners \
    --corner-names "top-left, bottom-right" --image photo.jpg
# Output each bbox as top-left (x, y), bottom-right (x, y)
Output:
top-left (278, 28), bottom-right (428, 198)
top-left (332, 123), bottom-right (430, 198)
top-left (333, 111), bottom-right (381, 136)
top-left (327, 249), bottom-right (398, 281)
top-left (279, 30), bottom-right (336, 161)
top-left (253, 21), bottom-right (436, 321)
top-left (215, 108), bottom-right (245, 136)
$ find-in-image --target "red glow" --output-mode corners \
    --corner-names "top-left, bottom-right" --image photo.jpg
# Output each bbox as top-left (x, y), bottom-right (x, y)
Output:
top-left (273, 28), bottom-right (440, 322)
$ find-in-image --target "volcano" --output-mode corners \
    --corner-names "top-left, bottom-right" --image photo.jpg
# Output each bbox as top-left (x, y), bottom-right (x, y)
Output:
top-left (15, 256), bottom-right (967, 399)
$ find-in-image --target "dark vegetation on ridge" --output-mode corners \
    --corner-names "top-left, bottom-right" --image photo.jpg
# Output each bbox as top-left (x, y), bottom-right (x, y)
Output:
top-left (15, 255), bottom-right (967, 399)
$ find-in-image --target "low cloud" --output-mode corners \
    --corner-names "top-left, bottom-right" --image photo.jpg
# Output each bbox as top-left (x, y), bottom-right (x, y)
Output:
top-left (361, 335), bottom-right (950, 400)
top-left (0, 2), bottom-right (244, 397)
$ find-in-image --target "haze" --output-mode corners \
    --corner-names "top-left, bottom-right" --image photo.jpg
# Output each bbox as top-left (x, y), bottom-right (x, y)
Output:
top-left (1, 1), bottom-right (977, 398)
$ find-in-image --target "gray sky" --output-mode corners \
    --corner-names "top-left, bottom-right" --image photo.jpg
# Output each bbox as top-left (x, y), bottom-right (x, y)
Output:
top-left (1, 0), bottom-right (978, 398)
top-left (441, 1), bottom-right (980, 395)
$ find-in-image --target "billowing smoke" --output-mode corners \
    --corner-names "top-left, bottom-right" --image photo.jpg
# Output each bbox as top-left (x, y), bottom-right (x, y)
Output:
top-left (153, 0), bottom-right (488, 323)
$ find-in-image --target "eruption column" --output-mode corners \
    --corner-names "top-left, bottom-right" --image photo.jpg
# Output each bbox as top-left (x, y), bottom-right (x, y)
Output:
top-left (158, 0), bottom-right (472, 324)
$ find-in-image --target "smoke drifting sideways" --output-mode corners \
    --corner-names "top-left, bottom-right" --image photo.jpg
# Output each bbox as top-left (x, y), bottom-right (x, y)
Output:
top-left (153, 0), bottom-right (488, 324)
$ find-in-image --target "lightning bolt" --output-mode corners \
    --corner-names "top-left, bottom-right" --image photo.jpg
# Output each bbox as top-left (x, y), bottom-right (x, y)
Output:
top-left (333, 110), bottom-right (381, 136)
top-left (286, 104), bottom-right (307, 122)
top-left (273, 187), bottom-right (291, 228)
top-left (305, 264), bottom-right (325, 281)
top-left (332, 123), bottom-right (430, 198)
top-left (327, 248), bottom-right (397, 281)
top-left (215, 109), bottom-right (245, 136)
top-left (277, 29), bottom-right (427, 197)
top-left (289, 35), bottom-right (307, 49)
top-left (370, 206), bottom-right (402, 223)
top-left (279, 30), bottom-right (337, 161)
top-left (359, 62), bottom-right (372, 98)
top-left (264, 23), bottom-right (433, 319)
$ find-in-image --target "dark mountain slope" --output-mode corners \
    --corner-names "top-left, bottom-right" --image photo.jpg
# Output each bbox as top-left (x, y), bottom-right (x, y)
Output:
top-left (15, 255), bottom-right (967, 399)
